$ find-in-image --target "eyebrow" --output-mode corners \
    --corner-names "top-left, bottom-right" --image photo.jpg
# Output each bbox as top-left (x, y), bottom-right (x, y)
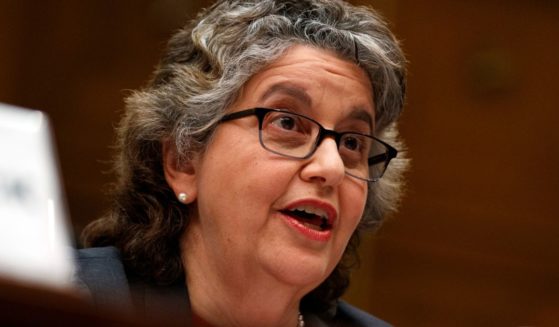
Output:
top-left (260, 81), bottom-right (374, 131)
top-left (348, 108), bottom-right (374, 132)
top-left (260, 82), bottom-right (312, 107)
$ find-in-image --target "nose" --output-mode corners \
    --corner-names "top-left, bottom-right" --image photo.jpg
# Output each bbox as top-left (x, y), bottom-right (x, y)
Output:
top-left (300, 138), bottom-right (346, 187)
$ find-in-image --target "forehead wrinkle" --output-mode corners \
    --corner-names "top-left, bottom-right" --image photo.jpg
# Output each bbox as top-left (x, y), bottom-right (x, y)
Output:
top-left (259, 82), bottom-right (312, 107)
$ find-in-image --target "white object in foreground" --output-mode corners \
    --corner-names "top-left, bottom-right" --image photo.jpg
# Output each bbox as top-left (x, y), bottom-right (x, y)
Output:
top-left (0, 103), bottom-right (75, 289)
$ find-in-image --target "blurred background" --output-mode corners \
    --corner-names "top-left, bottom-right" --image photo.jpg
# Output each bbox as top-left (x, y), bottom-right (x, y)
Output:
top-left (1, 0), bottom-right (558, 325)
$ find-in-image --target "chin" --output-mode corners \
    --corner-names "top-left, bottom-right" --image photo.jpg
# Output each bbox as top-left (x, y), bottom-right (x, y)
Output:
top-left (261, 250), bottom-right (336, 290)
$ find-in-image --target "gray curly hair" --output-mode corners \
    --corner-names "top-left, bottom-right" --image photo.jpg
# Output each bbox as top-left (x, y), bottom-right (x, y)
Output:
top-left (82, 0), bottom-right (408, 314)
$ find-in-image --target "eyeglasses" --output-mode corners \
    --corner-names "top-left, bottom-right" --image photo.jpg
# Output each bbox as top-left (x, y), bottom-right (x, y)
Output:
top-left (220, 108), bottom-right (397, 182)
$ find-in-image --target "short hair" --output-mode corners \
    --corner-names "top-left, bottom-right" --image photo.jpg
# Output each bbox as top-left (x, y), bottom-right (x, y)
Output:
top-left (82, 0), bottom-right (408, 314)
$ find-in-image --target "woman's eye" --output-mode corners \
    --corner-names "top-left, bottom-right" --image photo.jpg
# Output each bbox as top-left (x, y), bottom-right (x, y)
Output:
top-left (268, 114), bottom-right (304, 132)
top-left (342, 136), bottom-right (361, 151)
top-left (276, 116), bottom-right (296, 130)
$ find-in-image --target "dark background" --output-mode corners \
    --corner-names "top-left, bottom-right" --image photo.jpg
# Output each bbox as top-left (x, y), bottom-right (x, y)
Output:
top-left (1, 0), bottom-right (558, 325)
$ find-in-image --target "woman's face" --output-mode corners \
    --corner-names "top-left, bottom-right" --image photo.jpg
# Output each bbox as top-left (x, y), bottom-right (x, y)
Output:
top-left (178, 45), bottom-right (374, 292)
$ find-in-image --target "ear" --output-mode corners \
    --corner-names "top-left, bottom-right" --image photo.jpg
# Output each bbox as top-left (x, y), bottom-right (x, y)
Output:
top-left (162, 140), bottom-right (198, 204)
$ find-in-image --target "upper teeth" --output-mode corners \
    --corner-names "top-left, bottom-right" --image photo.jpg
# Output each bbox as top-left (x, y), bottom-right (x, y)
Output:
top-left (293, 205), bottom-right (328, 220)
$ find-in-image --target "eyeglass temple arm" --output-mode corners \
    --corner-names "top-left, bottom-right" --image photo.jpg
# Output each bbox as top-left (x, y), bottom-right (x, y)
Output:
top-left (368, 146), bottom-right (398, 166)
top-left (220, 109), bottom-right (259, 122)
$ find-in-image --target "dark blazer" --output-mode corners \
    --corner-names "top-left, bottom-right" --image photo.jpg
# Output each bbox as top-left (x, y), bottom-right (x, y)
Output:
top-left (75, 247), bottom-right (391, 327)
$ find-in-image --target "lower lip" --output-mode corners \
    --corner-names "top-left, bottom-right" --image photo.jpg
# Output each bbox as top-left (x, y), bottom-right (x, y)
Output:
top-left (280, 213), bottom-right (332, 242)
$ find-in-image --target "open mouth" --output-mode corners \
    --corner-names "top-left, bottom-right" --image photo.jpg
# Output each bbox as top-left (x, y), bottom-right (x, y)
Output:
top-left (280, 207), bottom-right (332, 231)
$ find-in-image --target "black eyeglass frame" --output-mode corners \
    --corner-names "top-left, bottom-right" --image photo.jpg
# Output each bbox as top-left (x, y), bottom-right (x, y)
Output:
top-left (220, 108), bottom-right (398, 182)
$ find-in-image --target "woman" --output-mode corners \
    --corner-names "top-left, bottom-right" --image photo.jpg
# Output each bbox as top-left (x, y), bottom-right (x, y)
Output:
top-left (76, 0), bottom-right (407, 326)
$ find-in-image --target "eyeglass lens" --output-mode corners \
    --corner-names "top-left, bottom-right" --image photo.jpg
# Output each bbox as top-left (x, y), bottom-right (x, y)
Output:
top-left (259, 110), bottom-right (391, 181)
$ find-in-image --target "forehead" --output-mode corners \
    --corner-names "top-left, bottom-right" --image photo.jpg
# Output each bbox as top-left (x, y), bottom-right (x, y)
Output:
top-left (260, 45), bottom-right (372, 87)
top-left (235, 45), bottom-right (375, 116)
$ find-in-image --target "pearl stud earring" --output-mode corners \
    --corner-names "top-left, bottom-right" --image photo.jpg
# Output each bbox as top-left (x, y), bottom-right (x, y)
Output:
top-left (177, 192), bottom-right (188, 204)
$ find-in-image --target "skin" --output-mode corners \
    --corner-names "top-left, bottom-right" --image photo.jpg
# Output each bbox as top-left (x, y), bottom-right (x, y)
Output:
top-left (164, 44), bottom-right (374, 327)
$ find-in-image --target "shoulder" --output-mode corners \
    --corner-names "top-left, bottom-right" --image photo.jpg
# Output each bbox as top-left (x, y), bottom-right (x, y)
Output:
top-left (74, 246), bottom-right (132, 309)
top-left (76, 245), bottom-right (123, 264)
top-left (75, 246), bottom-right (128, 286)
top-left (306, 300), bottom-right (391, 327)
top-left (74, 247), bottom-right (189, 319)
top-left (334, 300), bottom-right (391, 327)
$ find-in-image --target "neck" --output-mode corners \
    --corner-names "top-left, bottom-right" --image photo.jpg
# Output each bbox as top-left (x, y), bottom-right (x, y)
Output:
top-left (180, 227), bottom-right (304, 327)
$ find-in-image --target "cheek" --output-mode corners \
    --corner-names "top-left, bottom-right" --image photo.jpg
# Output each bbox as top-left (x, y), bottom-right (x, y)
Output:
top-left (235, 159), bottom-right (298, 209)
top-left (328, 186), bottom-right (366, 271)
top-left (198, 134), bottom-right (297, 217)
top-left (339, 183), bottom-right (368, 236)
